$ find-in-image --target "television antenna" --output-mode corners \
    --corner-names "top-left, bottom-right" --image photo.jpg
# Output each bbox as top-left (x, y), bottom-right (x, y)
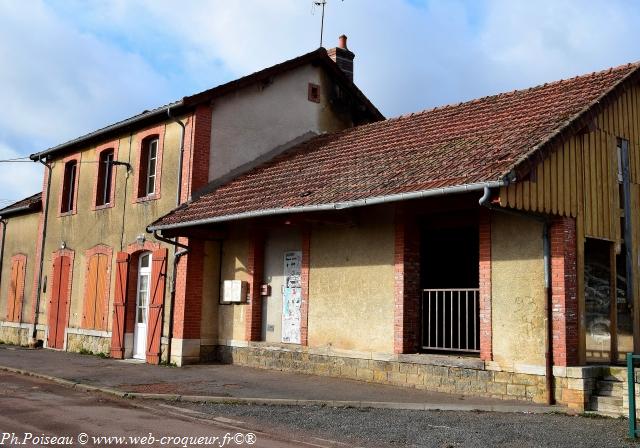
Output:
top-left (313, 0), bottom-right (344, 48)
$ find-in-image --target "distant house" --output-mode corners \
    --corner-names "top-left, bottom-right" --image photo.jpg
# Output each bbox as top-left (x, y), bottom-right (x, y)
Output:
top-left (149, 61), bottom-right (640, 413)
top-left (0, 193), bottom-right (41, 345)
top-left (2, 36), bottom-right (640, 413)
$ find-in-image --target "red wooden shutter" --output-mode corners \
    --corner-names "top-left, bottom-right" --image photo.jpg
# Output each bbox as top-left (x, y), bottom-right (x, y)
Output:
top-left (14, 257), bottom-right (26, 322)
top-left (47, 257), bottom-right (63, 348)
top-left (94, 254), bottom-right (109, 331)
top-left (82, 255), bottom-right (98, 329)
top-left (6, 260), bottom-right (18, 321)
top-left (146, 248), bottom-right (167, 364)
top-left (55, 256), bottom-right (72, 349)
top-left (110, 252), bottom-right (129, 359)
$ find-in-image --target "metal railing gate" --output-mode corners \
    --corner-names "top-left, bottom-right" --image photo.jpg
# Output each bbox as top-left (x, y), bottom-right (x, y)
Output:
top-left (422, 288), bottom-right (480, 353)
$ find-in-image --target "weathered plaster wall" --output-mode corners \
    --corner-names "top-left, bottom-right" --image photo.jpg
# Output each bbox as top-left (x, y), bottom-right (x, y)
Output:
top-left (200, 240), bottom-right (221, 346)
top-left (217, 229), bottom-right (250, 342)
top-left (491, 213), bottom-right (546, 367)
top-left (308, 207), bottom-right (395, 353)
top-left (0, 212), bottom-right (40, 324)
top-left (209, 64), bottom-right (351, 181)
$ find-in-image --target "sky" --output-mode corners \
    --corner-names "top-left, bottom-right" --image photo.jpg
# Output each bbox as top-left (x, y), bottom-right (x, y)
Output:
top-left (1, 0), bottom-right (640, 203)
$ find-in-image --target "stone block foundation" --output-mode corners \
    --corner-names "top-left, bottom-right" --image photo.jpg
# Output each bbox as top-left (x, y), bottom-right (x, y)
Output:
top-left (216, 344), bottom-right (602, 410)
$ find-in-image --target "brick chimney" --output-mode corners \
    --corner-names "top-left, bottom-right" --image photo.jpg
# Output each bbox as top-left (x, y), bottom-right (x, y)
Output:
top-left (327, 35), bottom-right (355, 82)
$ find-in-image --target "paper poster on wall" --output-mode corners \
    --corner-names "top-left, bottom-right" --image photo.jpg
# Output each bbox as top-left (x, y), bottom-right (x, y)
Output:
top-left (282, 251), bottom-right (302, 344)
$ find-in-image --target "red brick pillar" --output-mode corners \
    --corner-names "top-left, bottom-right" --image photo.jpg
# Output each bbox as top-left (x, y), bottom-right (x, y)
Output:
top-left (169, 103), bottom-right (211, 365)
top-left (245, 231), bottom-right (264, 342)
top-left (173, 238), bottom-right (204, 340)
top-left (171, 237), bottom-right (205, 365)
top-left (394, 207), bottom-right (420, 354)
top-left (550, 217), bottom-right (578, 366)
top-left (479, 209), bottom-right (492, 361)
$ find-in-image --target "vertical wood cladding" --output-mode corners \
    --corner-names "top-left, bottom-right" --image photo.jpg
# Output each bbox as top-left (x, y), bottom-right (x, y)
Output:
top-left (500, 84), bottom-right (640, 363)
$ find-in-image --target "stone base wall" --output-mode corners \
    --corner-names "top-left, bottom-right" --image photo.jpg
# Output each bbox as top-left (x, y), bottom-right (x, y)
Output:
top-left (0, 325), bottom-right (30, 346)
top-left (66, 333), bottom-right (111, 356)
top-left (65, 332), bottom-right (169, 364)
top-left (215, 345), bottom-right (554, 403)
top-left (215, 344), bottom-right (601, 410)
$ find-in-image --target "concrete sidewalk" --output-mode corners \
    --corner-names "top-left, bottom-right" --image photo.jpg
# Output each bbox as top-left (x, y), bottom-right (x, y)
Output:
top-left (0, 344), bottom-right (565, 413)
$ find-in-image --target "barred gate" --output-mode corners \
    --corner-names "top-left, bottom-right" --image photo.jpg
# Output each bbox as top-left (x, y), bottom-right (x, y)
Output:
top-left (421, 288), bottom-right (479, 353)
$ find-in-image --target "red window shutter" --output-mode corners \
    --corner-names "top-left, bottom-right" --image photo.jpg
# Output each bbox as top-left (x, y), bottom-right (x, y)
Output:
top-left (94, 254), bottom-right (109, 331)
top-left (146, 248), bottom-right (167, 364)
top-left (55, 256), bottom-right (72, 349)
top-left (110, 252), bottom-right (129, 359)
top-left (14, 257), bottom-right (26, 323)
top-left (82, 255), bottom-right (98, 329)
top-left (47, 257), bottom-right (62, 348)
top-left (6, 260), bottom-right (18, 321)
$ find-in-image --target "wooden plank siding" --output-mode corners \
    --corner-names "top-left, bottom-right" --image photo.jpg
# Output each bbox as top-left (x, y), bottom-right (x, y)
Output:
top-left (499, 83), bottom-right (640, 364)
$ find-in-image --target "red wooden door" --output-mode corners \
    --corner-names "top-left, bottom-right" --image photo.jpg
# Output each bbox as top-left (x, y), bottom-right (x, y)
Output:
top-left (47, 255), bottom-right (71, 349)
top-left (110, 252), bottom-right (129, 359)
top-left (146, 248), bottom-right (167, 364)
top-left (6, 259), bottom-right (19, 321)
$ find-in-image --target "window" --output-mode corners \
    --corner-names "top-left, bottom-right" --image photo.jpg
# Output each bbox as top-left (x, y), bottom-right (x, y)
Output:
top-left (96, 149), bottom-right (114, 207)
top-left (308, 83), bottom-right (320, 103)
top-left (61, 160), bottom-right (77, 213)
top-left (138, 137), bottom-right (158, 198)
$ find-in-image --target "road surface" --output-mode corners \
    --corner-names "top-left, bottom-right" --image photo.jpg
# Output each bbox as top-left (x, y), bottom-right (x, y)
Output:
top-left (0, 370), bottom-right (353, 447)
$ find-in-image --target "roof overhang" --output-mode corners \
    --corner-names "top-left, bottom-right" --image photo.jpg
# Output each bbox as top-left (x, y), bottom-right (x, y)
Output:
top-left (148, 180), bottom-right (507, 232)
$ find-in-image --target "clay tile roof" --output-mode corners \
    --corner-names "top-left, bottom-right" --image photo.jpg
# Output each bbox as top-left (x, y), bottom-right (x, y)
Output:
top-left (150, 61), bottom-right (640, 230)
top-left (0, 192), bottom-right (42, 218)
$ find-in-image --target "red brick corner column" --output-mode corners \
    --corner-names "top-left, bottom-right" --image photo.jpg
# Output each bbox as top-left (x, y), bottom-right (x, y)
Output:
top-left (245, 231), bottom-right (264, 342)
top-left (172, 237), bottom-right (205, 365)
top-left (394, 208), bottom-right (420, 354)
top-left (550, 217), bottom-right (579, 366)
top-left (479, 209), bottom-right (492, 361)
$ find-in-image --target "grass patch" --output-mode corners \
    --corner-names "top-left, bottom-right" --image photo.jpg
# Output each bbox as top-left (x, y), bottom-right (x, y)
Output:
top-left (78, 348), bottom-right (109, 359)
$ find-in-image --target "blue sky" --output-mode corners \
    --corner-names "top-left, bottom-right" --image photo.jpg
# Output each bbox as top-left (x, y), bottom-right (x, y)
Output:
top-left (1, 0), bottom-right (640, 202)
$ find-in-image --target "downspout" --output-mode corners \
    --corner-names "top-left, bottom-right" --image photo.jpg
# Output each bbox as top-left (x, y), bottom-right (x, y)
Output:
top-left (32, 156), bottom-right (53, 342)
top-left (152, 229), bottom-right (189, 364)
top-left (0, 218), bottom-right (6, 307)
top-left (479, 186), bottom-right (554, 405)
top-left (162, 107), bottom-right (188, 365)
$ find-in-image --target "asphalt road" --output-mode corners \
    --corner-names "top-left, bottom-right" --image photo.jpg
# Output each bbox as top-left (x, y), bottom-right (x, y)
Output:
top-left (0, 371), bottom-right (352, 448)
top-left (2, 369), bottom-right (639, 448)
top-left (174, 401), bottom-right (639, 448)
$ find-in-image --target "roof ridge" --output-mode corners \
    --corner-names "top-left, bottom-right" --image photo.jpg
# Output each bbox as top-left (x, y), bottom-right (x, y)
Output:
top-left (384, 60), bottom-right (640, 123)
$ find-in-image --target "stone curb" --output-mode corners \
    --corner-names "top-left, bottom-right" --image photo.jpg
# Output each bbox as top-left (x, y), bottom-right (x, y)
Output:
top-left (0, 364), bottom-right (567, 414)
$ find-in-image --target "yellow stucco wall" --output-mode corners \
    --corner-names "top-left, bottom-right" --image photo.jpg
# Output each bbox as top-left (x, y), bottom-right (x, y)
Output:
top-left (217, 229), bottom-right (250, 341)
top-left (200, 240), bottom-right (221, 344)
top-left (308, 208), bottom-right (395, 353)
top-left (0, 212), bottom-right (40, 323)
top-left (491, 212), bottom-right (546, 367)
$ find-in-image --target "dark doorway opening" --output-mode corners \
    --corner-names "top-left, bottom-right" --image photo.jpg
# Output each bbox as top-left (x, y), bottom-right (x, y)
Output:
top-left (420, 217), bottom-right (479, 354)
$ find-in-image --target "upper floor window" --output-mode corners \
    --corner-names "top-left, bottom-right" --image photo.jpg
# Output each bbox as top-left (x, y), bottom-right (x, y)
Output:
top-left (96, 149), bottom-right (114, 207)
top-left (61, 160), bottom-right (77, 213)
top-left (138, 137), bottom-right (158, 198)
